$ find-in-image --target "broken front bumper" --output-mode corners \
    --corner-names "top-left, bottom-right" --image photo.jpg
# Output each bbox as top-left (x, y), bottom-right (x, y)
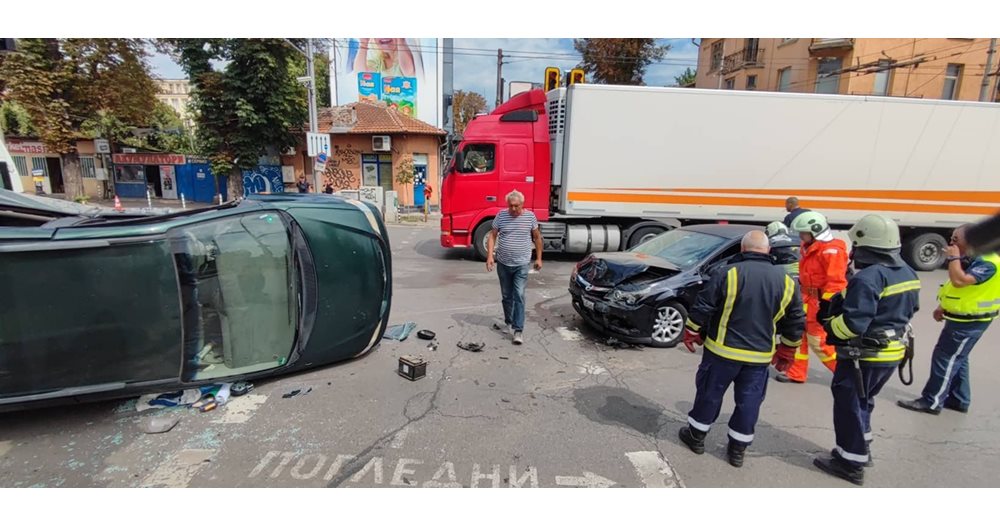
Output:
top-left (568, 281), bottom-right (656, 345)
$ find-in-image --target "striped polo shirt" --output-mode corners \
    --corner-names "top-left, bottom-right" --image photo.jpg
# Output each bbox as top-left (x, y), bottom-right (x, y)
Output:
top-left (492, 210), bottom-right (538, 266)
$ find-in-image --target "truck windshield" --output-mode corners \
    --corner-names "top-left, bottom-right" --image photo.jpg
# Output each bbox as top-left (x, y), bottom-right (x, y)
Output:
top-left (629, 229), bottom-right (729, 270)
top-left (171, 211), bottom-right (299, 381)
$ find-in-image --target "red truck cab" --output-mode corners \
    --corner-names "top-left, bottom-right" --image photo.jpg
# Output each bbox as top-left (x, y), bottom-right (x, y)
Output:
top-left (440, 90), bottom-right (552, 259)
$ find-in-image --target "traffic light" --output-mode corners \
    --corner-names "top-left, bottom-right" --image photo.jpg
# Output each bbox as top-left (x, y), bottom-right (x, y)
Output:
top-left (567, 68), bottom-right (585, 85)
top-left (544, 67), bottom-right (561, 91)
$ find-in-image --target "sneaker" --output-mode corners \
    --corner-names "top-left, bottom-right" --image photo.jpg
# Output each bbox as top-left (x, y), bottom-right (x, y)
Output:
top-left (492, 322), bottom-right (512, 335)
top-left (513, 331), bottom-right (523, 345)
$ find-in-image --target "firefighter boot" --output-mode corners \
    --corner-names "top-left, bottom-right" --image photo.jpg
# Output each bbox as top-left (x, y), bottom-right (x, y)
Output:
top-left (727, 440), bottom-right (747, 468)
top-left (814, 453), bottom-right (864, 486)
top-left (679, 426), bottom-right (706, 455)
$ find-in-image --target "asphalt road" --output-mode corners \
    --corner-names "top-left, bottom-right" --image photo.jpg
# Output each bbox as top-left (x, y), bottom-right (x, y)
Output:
top-left (1, 223), bottom-right (998, 488)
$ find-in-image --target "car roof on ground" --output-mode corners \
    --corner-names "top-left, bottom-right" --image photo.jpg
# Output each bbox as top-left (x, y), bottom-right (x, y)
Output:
top-left (680, 223), bottom-right (759, 239)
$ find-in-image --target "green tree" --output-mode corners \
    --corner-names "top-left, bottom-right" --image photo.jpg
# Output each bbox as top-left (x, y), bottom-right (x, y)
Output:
top-left (0, 38), bottom-right (160, 199)
top-left (452, 90), bottom-right (488, 136)
top-left (166, 39), bottom-right (308, 197)
top-left (673, 67), bottom-right (697, 87)
top-left (0, 100), bottom-right (37, 136)
top-left (573, 38), bottom-right (670, 85)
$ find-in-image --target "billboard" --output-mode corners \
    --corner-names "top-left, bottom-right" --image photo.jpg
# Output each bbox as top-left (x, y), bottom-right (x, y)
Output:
top-left (331, 38), bottom-right (442, 128)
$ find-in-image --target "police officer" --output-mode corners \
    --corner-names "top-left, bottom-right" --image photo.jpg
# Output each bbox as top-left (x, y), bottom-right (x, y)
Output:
top-left (679, 231), bottom-right (805, 468)
top-left (766, 221), bottom-right (801, 280)
top-left (813, 214), bottom-right (920, 486)
top-left (898, 224), bottom-right (1000, 415)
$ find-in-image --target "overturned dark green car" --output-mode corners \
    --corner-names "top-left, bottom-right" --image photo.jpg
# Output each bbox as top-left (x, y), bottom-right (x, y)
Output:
top-left (0, 190), bottom-right (391, 411)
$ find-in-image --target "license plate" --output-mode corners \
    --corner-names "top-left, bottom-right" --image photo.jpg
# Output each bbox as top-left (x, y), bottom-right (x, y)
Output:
top-left (582, 299), bottom-right (595, 310)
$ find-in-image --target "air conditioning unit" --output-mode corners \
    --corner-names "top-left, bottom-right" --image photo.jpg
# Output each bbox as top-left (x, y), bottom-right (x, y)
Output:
top-left (372, 135), bottom-right (391, 152)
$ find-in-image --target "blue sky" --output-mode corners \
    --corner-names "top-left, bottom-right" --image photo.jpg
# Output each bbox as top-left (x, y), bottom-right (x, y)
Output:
top-left (148, 38), bottom-right (700, 107)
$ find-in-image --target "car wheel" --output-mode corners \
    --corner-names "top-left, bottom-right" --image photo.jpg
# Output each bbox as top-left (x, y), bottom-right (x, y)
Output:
top-left (472, 221), bottom-right (493, 261)
top-left (648, 301), bottom-right (687, 348)
top-left (627, 225), bottom-right (666, 249)
top-left (902, 232), bottom-right (947, 271)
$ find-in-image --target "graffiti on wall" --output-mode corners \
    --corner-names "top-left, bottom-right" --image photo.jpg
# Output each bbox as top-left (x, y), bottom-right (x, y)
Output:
top-left (322, 144), bottom-right (363, 192)
top-left (243, 165), bottom-right (284, 196)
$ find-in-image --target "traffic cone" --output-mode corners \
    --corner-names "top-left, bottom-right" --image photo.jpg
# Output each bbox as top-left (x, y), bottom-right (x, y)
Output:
top-left (113, 195), bottom-right (124, 212)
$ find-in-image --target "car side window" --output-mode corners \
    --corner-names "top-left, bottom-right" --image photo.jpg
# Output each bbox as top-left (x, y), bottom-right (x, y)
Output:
top-left (458, 144), bottom-right (495, 173)
top-left (703, 244), bottom-right (741, 275)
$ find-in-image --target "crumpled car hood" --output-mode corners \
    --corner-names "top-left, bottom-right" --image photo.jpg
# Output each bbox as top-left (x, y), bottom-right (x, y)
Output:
top-left (579, 252), bottom-right (680, 288)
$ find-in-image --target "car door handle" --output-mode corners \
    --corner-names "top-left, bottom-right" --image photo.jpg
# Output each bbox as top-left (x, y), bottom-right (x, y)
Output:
top-left (486, 196), bottom-right (497, 202)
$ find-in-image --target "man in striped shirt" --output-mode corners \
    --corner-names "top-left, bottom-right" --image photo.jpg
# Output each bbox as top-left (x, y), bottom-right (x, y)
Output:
top-left (486, 190), bottom-right (543, 345)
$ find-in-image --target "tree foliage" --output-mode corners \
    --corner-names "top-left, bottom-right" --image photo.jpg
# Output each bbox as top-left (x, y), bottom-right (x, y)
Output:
top-left (573, 39), bottom-right (670, 85)
top-left (452, 90), bottom-right (488, 136)
top-left (164, 38), bottom-right (308, 196)
top-left (673, 67), bottom-right (697, 87)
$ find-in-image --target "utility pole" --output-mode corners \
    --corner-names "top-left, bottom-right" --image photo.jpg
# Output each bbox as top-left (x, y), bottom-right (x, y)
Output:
top-left (980, 38), bottom-right (997, 102)
top-left (305, 38), bottom-right (319, 134)
top-left (496, 49), bottom-right (504, 108)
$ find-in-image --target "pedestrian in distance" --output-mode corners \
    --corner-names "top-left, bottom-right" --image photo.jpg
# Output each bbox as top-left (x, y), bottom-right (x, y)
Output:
top-left (485, 190), bottom-right (543, 345)
top-left (782, 196), bottom-right (810, 228)
top-left (679, 230), bottom-right (805, 468)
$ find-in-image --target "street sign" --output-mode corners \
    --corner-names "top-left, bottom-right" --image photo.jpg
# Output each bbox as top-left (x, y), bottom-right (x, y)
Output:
top-left (94, 139), bottom-right (110, 154)
top-left (313, 151), bottom-right (328, 174)
top-left (307, 133), bottom-right (330, 157)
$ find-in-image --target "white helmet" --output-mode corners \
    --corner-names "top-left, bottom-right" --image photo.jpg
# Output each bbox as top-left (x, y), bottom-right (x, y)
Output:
top-left (765, 221), bottom-right (789, 238)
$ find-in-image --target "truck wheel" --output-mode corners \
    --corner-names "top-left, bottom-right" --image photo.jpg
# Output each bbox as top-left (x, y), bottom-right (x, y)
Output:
top-left (648, 301), bottom-right (687, 348)
top-left (472, 221), bottom-right (493, 261)
top-left (903, 232), bottom-right (947, 271)
top-left (627, 225), bottom-right (666, 249)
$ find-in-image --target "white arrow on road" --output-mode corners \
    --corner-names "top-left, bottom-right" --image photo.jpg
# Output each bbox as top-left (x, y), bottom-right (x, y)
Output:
top-left (554, 471), bottom-right (617, 488)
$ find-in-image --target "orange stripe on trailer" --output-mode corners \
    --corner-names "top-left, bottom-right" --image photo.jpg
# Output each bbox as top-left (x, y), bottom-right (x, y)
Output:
top-left (592, 188), bottom-right (1000, 204)
top-left (566, 191), bottom-right (1000, 216)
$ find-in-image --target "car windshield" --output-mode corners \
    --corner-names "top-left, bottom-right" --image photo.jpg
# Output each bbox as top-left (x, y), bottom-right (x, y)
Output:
top-left (171, 211), bottom-right (300, 381)
top-left (629, 229), bottom-right (730, 270)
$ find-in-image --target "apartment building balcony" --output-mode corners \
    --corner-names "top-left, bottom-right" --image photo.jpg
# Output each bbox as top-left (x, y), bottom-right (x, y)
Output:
top-left (721, 47), bottom-right (766, 74)
top-left (809, 38), bottom-right (855, 52)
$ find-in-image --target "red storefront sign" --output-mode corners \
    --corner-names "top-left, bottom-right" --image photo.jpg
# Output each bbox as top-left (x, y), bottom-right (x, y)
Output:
top-left (5, 140), bottom-right (49, 154)
top-left (112, 153), bottom-right (186, 165)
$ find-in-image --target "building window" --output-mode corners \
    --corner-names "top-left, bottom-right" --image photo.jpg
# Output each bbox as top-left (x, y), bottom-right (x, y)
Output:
top-left (361, 153), bottom-right (395, 192)
top-left (710, 41), bottom-right (724, 72)
top-left (31, 157), bottom-right (48, 177)
top-left (743, 38), bottom-right (760, 63)
top-left (746, 75), bottom-right (757, 90)
top-left (724, 77), bottom-right (735, 90)
top-left (873, 60), bottom-right (893, 96)
top-left (815, 57), bottom-right (843, 94)
top-left (942, 63), bottom-right (963, 100)
top-left (80, 156), bottom-right (97, 178)
top-left (777, 67), bottom-right (792, 92)
top-left (12, 156), bottom-right (28, 178)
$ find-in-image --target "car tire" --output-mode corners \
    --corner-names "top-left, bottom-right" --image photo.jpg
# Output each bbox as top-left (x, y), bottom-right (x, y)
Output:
top-left (627, 225), bottom-right (666, 249)
top-left (902, 232), bottom-right (947, 271)
top-left (648, 301), bottom-right (687, 348)
top-left (472, 220), bottom-right (493, 261)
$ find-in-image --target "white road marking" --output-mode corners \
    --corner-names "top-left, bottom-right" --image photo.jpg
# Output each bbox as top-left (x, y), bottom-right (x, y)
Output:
top-left (389, 427), bottom-right (410, 449)
top-left (577, 362), bottom-right (608, 376)
top-left (554, 471), bottom-right (616, 488)
top-left (625, 451), bottom-right (684, 488)
top-left (141, 449), bottom-right (216, 488)
top-left (213, 394), bottom-right (267, 424)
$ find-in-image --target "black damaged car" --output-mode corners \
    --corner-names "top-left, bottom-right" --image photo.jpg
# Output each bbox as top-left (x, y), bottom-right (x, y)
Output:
top-left (569, 224), bottom-right (757, 348)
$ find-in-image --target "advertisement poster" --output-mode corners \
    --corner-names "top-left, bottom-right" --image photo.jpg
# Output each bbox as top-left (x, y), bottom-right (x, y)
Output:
top-left (381, 76), bottom-right (417, 117)
top-left (160, 165), bottom-right (178, 200)
top-left (332, 38), bottom-right (440, 127)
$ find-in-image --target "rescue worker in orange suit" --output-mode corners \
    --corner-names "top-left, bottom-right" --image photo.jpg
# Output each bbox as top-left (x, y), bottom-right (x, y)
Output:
top-left (775, 211), bottom-right (848, 383)
top-left (679, 231), bottom-right (805, 468)
top-left (813, 214), bottom-right (920, 485)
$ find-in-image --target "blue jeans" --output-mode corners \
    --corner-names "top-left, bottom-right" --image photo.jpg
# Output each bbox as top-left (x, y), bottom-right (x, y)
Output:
top-left (687, 351), bottom-right (770, 446)
top-left (920, 320), bottom-right (991, 410)
top-left (497, 263), bottom-right (529, 331)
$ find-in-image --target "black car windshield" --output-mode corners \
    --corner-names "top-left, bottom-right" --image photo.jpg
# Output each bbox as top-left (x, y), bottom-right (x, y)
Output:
top-left (170, 211), bottom-right (299, 381)
top-left (629, 229), bottom-right (730, 270)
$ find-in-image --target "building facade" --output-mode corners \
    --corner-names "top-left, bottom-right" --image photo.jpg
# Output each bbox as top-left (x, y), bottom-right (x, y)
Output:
top-left (285, 100), bottom-right (446, 209)
top-left (695, 38), bottom-right (1000, 102)
top-left (155, 79), bottom-right (194, 127)
top-left (1, 136), bottom-right (106, 196)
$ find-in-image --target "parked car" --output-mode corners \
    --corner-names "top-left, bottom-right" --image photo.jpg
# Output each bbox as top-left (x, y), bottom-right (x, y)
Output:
top-left (569, 224), bottom-right (758, 348)
top-left (0, 190), bottom-right (392, 411)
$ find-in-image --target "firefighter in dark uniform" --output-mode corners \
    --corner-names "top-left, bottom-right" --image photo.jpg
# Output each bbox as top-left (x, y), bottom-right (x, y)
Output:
top-left (813, 213), bottom-right (920, 486)
top-left (679, 230), bottom-right (806, 468)
top-left (767, 221), bottom-right (801, 281)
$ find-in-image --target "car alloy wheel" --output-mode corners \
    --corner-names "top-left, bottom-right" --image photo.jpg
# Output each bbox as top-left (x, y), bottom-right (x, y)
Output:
top-left (652, 304), bottom-right (684, 345)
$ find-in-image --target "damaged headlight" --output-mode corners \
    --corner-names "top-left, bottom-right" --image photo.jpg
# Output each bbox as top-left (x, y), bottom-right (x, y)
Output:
top-left (611, 289), bottom-right (646, 306)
